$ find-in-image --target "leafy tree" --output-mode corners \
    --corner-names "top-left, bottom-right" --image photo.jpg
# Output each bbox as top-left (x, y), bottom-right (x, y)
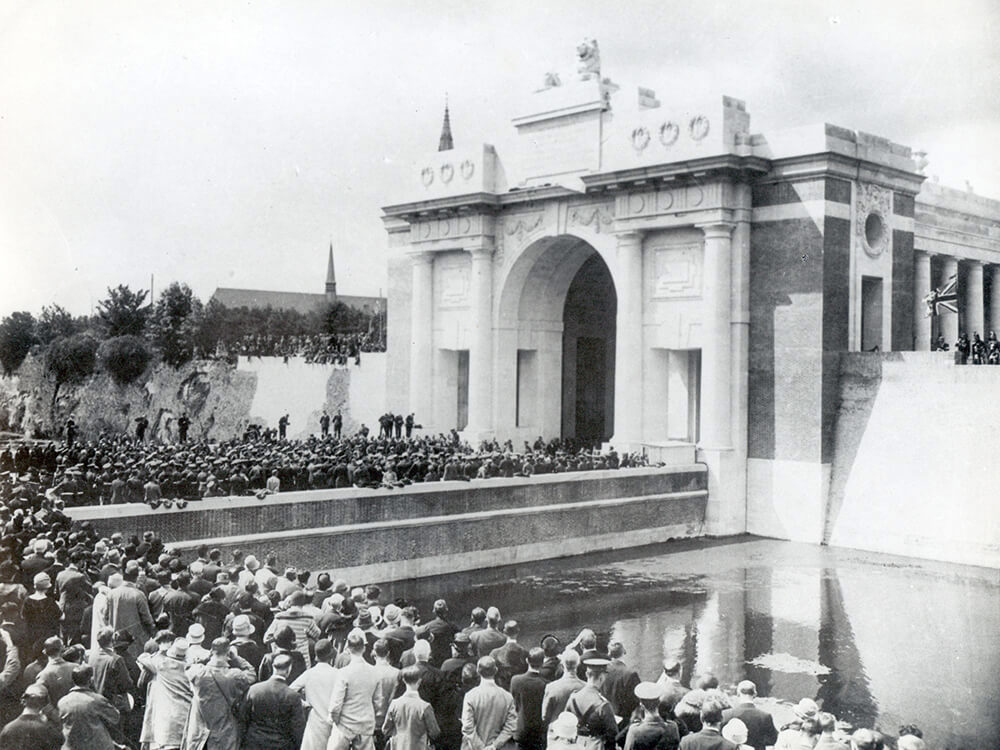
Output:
top-left (0, 311), bottom-right (38, 376)
top-left (46, 333), bottom-right (98, 385)
top-left (36, 304), bottom-right (78, 344)
top-left (323, 301), bottom-right (370, 334)
top-left (97, 285), bottom-right (149, 337)
top-left (98, 335), bottom-right (151, 384)
top-left (150, 282), bottom-right (202, 367)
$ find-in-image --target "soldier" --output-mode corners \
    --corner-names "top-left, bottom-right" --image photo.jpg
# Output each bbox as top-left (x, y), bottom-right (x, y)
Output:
top-left (65, 418), bottom-right (78, 449)
top-left (320, 411), bottom-right (331, 437)
top-left (134, 416), bottom-right (149, 442)
top-left (177, 413), bottom-right (190, 443)
top-left (278, 414), bottom-right (290, 440)
top-left (333, 411), bottom-right (343, 439)
top-left (566, 658), bottom-right (618, 750)
top-left (405, 414), bottom-right (415, 438)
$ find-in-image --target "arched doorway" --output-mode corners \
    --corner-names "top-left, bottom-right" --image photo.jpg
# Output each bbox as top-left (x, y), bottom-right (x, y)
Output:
top-left (562, 253), bottom-right (616, 442)
top-left (495, 234), bottom-right (617, 445)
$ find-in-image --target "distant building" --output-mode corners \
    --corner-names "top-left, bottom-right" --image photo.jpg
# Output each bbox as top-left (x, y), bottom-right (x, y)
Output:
top-left (211, 245), bottom-right (384, 315)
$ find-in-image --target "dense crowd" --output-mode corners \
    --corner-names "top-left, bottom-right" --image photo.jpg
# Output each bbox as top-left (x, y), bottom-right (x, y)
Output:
top-left (0, 429), bottom-right (648, 509)
top-left (228, 333), bottom-right (387, 364)
top-left (0, 503), bottom-right (930, 750)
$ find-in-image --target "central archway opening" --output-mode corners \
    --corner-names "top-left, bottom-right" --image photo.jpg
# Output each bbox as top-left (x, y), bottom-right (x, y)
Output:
top-left (561, 254), bottom-right (616, 443)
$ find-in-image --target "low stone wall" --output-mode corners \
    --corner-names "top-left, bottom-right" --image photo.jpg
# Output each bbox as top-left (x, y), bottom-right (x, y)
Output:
top-left (69, 466), bottom-right (708, 582)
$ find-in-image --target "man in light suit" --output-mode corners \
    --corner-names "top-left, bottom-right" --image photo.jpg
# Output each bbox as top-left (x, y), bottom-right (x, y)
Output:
top-left (240, 653), bottom-right (306, 750)
top-left (329, 629), bottom-right (386, 750)
top-left (461, 656), bottom-right (517, 750)
top-left (106, 570), bottom-right (154, 659)
top-left (57, 665), bottom-right (120, 750)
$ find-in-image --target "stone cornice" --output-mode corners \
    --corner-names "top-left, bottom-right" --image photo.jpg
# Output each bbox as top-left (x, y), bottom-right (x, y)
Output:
top-left (580, 153), bottom-right (771, 192)
top-left (761, 152), bottom-right (926, 195)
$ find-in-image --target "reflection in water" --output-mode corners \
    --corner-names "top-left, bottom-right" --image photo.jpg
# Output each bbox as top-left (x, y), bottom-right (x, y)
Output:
top-left (382, 537), bottom-right (999, 750)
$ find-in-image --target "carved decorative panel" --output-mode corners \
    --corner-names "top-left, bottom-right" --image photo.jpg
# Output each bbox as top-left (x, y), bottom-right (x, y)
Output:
top-left (439, 263), bottom-right (470, 307)
top-left (856, 182), bottom-right (892, 259)
top-left (568, 202), bottom-right (614, 233)
top-left (652, 244), bottom-right (702, 298)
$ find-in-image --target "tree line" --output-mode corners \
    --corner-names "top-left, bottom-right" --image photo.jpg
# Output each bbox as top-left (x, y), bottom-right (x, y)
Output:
top-left (0, 282), bottom-right (385, 385)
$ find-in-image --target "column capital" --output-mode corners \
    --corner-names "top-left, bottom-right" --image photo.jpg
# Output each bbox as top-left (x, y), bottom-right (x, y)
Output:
top-left (963, 258), bottom-right (984, 268)
top-left (615, 230), bottom-right (644, 246)
top-left (914, 248), bottom-right (934, 259)
top-left (407, 249), bottom-right (435, 265)
top-left (466, 241), bottom-right (495, 260)
top-left (696, 221), bottom-right (736, 240)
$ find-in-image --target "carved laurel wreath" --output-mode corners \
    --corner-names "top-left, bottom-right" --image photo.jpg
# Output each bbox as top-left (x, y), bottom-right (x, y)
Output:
top-left (689, 115), bottom-right (710, 141)
top-left (631, 126), bottom-right (651, 152)
top-left (460, 160), bottom-right (475, 180)
top-left (659, 121), bottom-right (679, 147)
top-left (440, 163), bottom-right (454, 184)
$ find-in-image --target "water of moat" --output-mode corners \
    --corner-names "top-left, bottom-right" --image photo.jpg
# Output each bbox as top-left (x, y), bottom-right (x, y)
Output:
top-left (376, 536), bottom-right (999, 750)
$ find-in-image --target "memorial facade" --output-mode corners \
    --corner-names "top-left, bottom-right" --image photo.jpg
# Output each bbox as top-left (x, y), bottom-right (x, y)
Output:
top-left (381, 47), bottom-right (1000, 540)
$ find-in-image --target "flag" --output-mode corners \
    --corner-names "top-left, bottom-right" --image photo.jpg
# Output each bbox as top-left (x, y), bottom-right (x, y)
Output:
top-left (924, 274), bottom-right (958, 317)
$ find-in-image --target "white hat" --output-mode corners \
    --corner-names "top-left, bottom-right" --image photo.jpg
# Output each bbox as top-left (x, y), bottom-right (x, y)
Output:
top-left (550, 712), bottom-right (578, 740)
top-left (722, 718), bottom-right (749, 744)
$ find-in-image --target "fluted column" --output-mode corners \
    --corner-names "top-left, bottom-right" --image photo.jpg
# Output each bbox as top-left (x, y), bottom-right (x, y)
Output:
top-left (940, 257), bottom-right (959, 345)
top-left (990, 265), bottom-right (1000, 335)
top-left (611, 231), bottom-right (644, 447)
top-left (698, 222), bottom-right (735, 449)
top-left (409, 251), bottom-right (434, 423)
top-left (966, 260), bottom-right (985, 337)
top-left (914, 250), bottom-right (933, 350)
top-left (466, 244), bottom-right (494, 435)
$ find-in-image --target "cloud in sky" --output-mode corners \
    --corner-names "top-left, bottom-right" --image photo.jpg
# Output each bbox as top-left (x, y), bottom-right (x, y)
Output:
top-left (1, 0), bottom-right (997, 317)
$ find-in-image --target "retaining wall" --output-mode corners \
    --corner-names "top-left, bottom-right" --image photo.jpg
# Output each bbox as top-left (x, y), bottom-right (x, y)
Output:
top-left (69, 466), bottom-right (708, 582)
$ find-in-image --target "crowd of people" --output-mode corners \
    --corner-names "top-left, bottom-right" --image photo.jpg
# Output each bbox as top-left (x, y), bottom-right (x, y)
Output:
top-left (932, 330), bottom-right (1000, 363)
top-left (226, 333), bottom-right (387, 365)
top-left (0, 501), bottom-right (929, 750)
top-left (0, 424), bottom-right (648, 509)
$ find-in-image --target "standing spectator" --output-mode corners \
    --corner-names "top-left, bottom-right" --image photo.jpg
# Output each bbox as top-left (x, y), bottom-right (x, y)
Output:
top-left (510, 648), bottom-right (547, 750)
top-left (290, 638), bottom-right (340, 750)
top-left (320, 411), bottom-right (331, 437)
top-left (21, 574), bottom-right (60, 663)
top-left (134, 416), bottom-right (149, 442)
top-left (469, 607), bottom-right (505, 660)
top-left (278, 414), bottom-right (290, 440)
top-left (417, 599), bottom-right (457, 669)
top-left (383, 664), bottom-right (441, 750)
top-left (106, 571), bottom-right (154, 659)
top-left (240, 652), bottom-right (306, 750)
top-left (623, 682), bottom-right (681, 750)
top-left (371, 639), bottom-right (401, 750)
top-left (184, 637), bottom-right (256, 750)
top-left (566, 659), bottom-right (618, 750)
top-left (602, 641), bottom-right (640, 724)
top-left (57, 665), bottom-right (121, 750)
top-left (460, 656), bottom-right (517, 750)
top-left (678, 700), bottom-right (737, 750)
top-left (328, 629), bottom-right (385, 750)
top-left (178, 413), bottom-right (191, 443)
top-left (90, 626), bottom-right (133, 721)
top-left (721, 681), bottom-right (777, 750)
top-left (138, 638), bottom-right (193, 750)
top-left (333, 411), bottom-right (343, 439)
top-left (35, 637), bottom-right (76, 710)
top-left (0, 684), bottom-right (63, 750)
top-left (258, 626), bottom-right (307, 684)
top-left (489, 620), bottom-right (528, 690)
top-left (541, 650), bottom-right (584, 725)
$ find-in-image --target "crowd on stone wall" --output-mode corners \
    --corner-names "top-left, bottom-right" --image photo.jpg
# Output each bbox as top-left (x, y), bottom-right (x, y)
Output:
top-left (224, 333), bottom-right (387, 364)
top-left (0, 429), bottom-right (648, 510)
top-left (0, 499), bottom-right (932, 750)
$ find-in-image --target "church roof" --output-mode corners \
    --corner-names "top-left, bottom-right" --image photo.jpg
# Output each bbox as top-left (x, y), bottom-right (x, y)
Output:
top-left (210, 287), bottom-right (383, 315)
top-left (438, 100), bottom-right (453, 152)
top-left (326, 243), bottom-right (336, 288)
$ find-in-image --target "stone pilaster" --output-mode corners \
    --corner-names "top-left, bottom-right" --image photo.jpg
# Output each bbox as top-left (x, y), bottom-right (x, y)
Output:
top-left (940, 256), bottom-right (959, 345)
top-left (466, 243), bottom-right (494, 437)
top-left (914, 250), bottom-right (932, 350)
top-left (408, 250), bottom-right (435, 425)
top-left (698, 222), bottom-right (735, 450)
top-left (611, 231), bottom-right (644, 448)
top-left (966, 260), bottom-right (985, 337)
top-left (991, 265), bottom-right (1000, 335)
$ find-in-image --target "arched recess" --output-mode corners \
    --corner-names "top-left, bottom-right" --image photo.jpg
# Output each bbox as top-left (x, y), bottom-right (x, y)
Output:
top-left (494, 234), bottom-right (617, 444)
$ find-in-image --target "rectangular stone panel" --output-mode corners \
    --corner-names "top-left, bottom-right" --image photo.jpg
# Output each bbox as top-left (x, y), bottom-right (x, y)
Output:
top-left (892, 192), bottom-right (916, 218)
top-left (891, 229), bottom-right (915, 350)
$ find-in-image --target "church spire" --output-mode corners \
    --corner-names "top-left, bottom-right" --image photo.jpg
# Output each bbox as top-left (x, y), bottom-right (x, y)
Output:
top-left (325, 242), bottom-right (337, 299)
top-left (437, 95), bottom-right (453, 152)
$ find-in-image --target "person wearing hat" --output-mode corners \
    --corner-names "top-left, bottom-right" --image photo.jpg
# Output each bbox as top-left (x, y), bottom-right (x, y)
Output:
top-left (721, 718), bottom-right (751, 750)
top-left (488, 620), bottom-right (529, 691)
top-left (258, 625), bottom-right (307, 684)
top-left (184, 637), bottom-right (256, 750)
top-left (721, 681), bottom-right (777, 750)
top-left (623, 682), bottom-right (681, 750)
top-left (20, 539), bottom-right (53, 587)
top-left (547, 711), bottom-right (579, 750)
top-left (185, 623), bottom-right (211, 665)
top-left (441, 631), bottom-right (475, 682)
top-left (21, 573), bottom-right (60, 664)
top-left (566, 658), bottom-right (617, 750)
top-left (56, 665), bottom-right (121, 750)
top-left (656, 660), bottom-right (688, 720)
top-left (137, 638), bottom-right (194, 750)
top-left (264, 589), bottom-right (317, 669)
top-left (0, 682), bottom-right (63, 750)
top-left (774, 698), bottom-right (819, 750)
top-left (230, 613), bottom-right (264, 671)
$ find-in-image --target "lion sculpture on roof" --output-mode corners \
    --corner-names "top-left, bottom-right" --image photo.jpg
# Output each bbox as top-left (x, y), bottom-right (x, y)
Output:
top-left (577, 37), bottom-right (600, 81)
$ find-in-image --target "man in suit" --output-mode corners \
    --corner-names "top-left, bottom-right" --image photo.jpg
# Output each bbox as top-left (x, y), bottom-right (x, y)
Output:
top-left (509, 648), bottom-right (547, 750)
top-left (602, 641), bottom-right (640, 726)
top-left (469, 608), bottom-right (505, 660)
top-left (417, 599), bottom-right (457, 668)
top-left (329, 629), bottom-right (386, 750)
top-left (721, 681), bottom-right (777, 750)
top-left (57, 665), bottom-right (121, 750)
top-left (461, 656), bottom-right (517, 750)
top-left (35, 637), bottom-right (76, 710)
top-left (541, 649), bottom-right (584, 725)
top-left (0, 684), bottom-right (63, 750)
top-left (241, 652), bottom-right (306, 750)
top-left (106, 570), bottom-right (154, 659)
top-left (678, 700), bottom-right (736, 750)
top-left (382, 665), bottom-right (441, 750)
top-left (489, 621), bottom-right (529, 690)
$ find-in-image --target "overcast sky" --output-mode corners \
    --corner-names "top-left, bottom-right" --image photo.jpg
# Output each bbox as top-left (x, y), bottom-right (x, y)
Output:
top-left (1, 0), bottom-right (997, 318)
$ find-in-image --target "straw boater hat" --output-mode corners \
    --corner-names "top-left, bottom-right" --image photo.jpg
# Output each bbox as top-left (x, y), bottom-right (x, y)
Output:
top-left (793, 698), bottom-right (819, 720)
top-left (231, 614), bottom-right (254, 637)
top-left (550, 712), bottom-right (578, 740)
top-left (187, 623), bottom-right (205, 645)
top-left (168, 638), bottom-right (189, 659)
